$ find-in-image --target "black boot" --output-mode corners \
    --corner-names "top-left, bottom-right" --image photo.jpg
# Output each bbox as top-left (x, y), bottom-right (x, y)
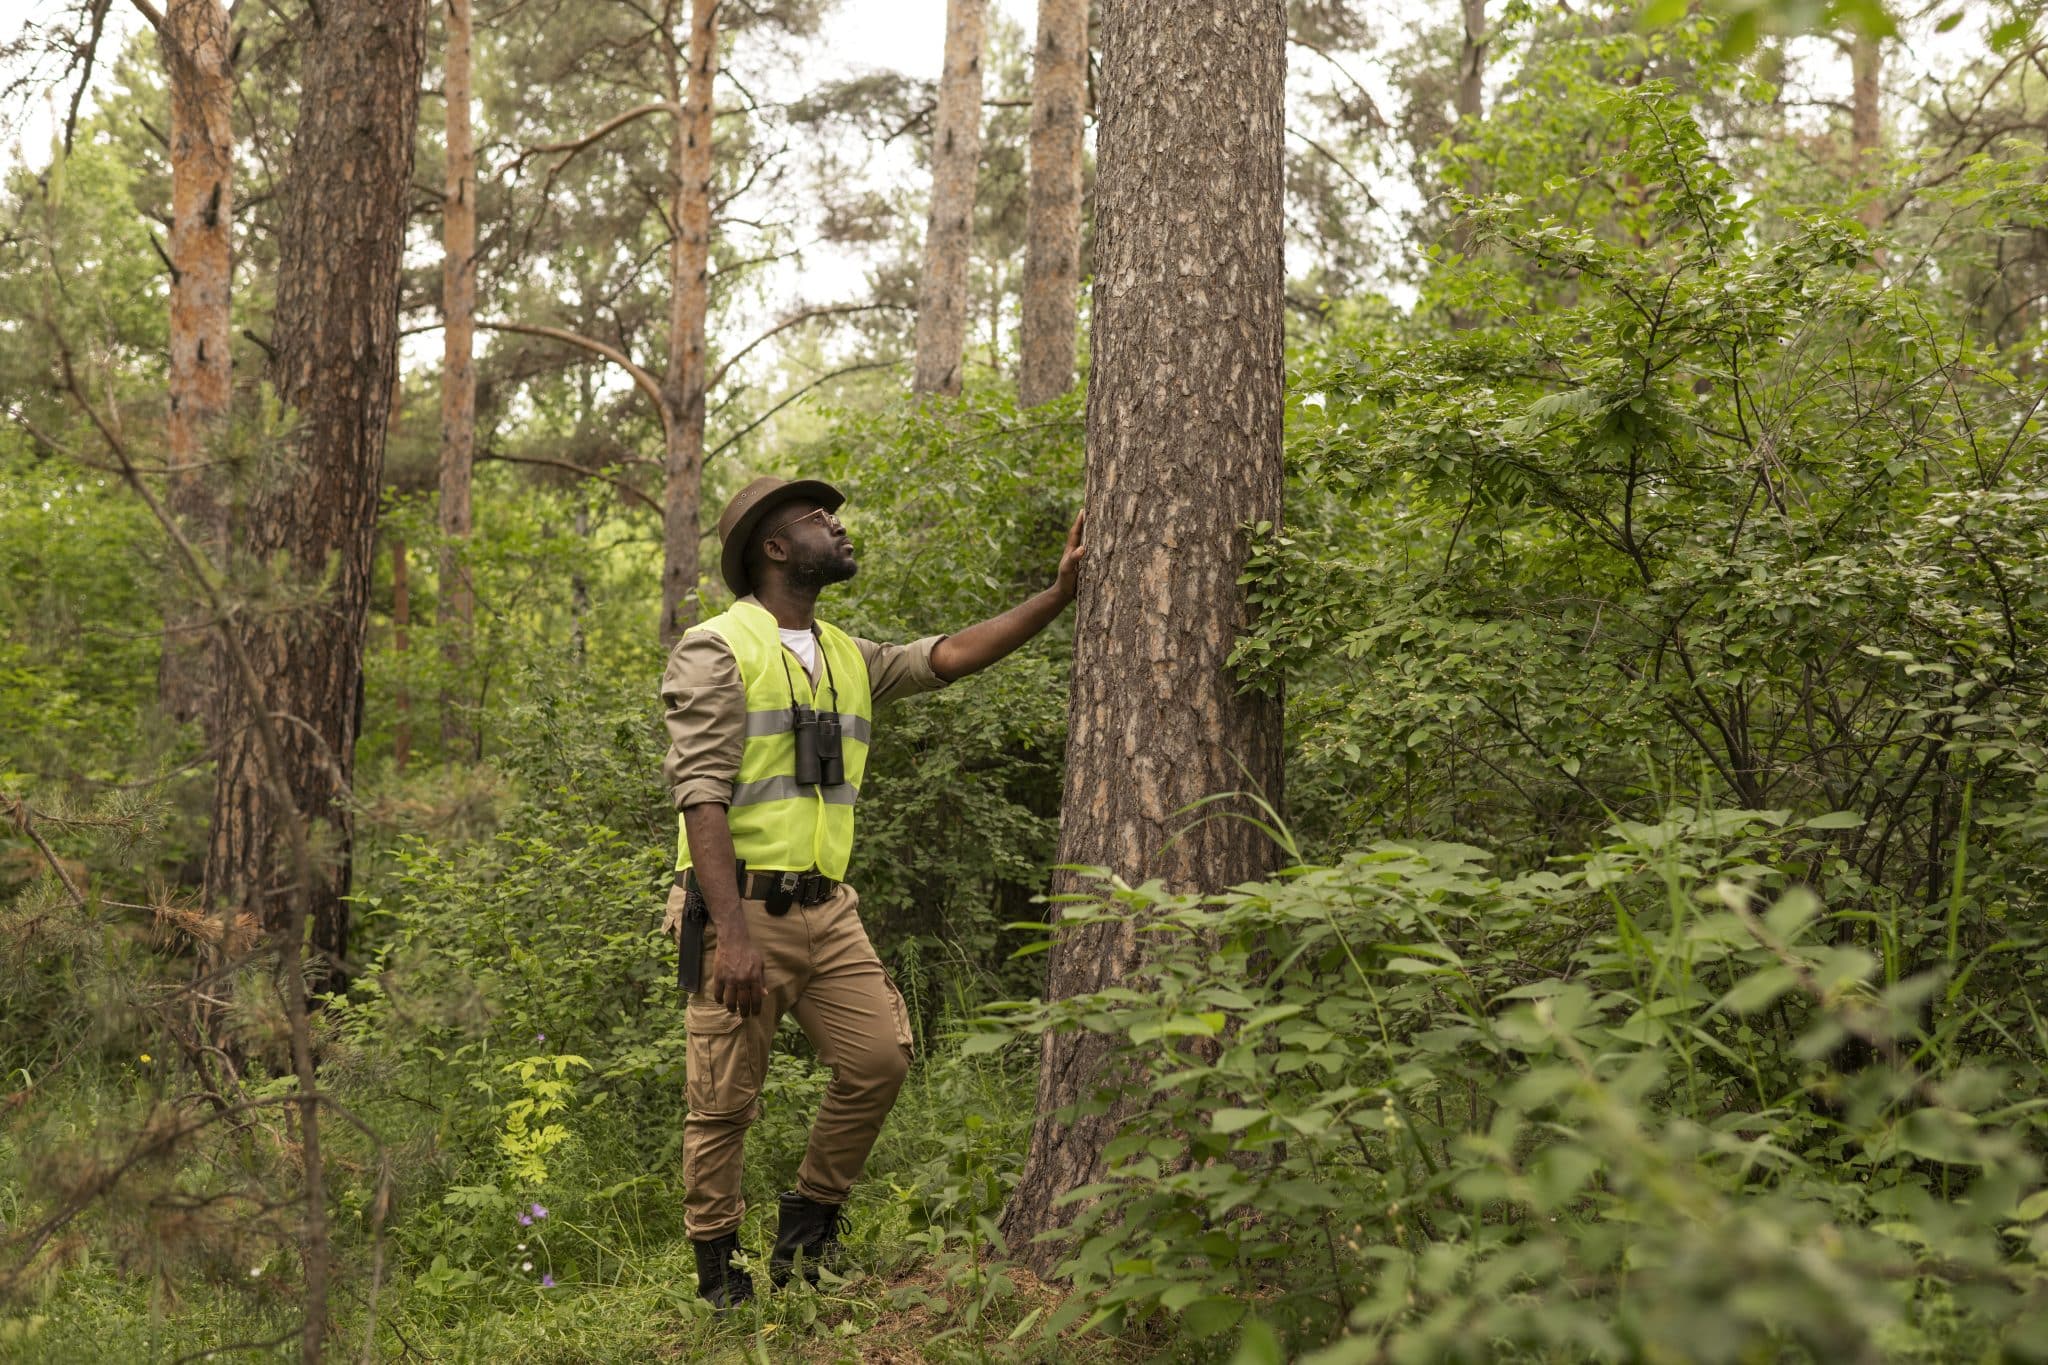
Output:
top-left (692, 1231), bottom-right (755, 1309)
top-left (770, 1190), bottom-right (849, 1287)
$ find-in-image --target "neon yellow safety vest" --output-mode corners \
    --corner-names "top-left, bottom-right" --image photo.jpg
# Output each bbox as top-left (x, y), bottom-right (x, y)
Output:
top-left (673, 600), bottom-right (873, 880)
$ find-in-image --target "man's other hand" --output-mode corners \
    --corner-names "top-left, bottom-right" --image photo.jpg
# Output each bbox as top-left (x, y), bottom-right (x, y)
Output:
top-left (713, 935), bottom-right (767, 1016)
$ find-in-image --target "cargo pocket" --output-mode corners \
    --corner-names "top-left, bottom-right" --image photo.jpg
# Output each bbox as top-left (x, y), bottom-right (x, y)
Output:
top-left (685, 1001), bottom-right (758, 1117)
top-left (881, 971), bottom-right (916, 1059)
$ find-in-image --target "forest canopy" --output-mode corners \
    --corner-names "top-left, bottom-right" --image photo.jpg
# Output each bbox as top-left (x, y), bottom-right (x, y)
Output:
top-left (2, 0), bottom-right (2046, 1360)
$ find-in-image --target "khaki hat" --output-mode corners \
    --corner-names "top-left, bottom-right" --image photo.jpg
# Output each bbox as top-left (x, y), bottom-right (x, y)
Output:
top-left (716, 475), bottom-right (846, 597)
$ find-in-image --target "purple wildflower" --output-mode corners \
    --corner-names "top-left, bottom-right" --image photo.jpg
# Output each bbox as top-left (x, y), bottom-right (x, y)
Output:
top-left (517, 1212), bottom-right (532, 1226)
top-left (530, 1203), bottom-right (549, 1220)
top-left (536, 1032), bottom-right (545, 1044)
top-left (541, 1274), bottom-right (556, 1289)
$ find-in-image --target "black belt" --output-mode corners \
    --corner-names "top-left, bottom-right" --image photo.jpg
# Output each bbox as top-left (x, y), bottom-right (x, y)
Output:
top-left (674, 863), bottom-right (838, 996)
top-left (739, 869), bottom-right (839, 912)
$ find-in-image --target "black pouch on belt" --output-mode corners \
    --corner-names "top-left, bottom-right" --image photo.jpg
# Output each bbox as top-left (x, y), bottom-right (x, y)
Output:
top-left (676, 860), bottom-right (744, 994)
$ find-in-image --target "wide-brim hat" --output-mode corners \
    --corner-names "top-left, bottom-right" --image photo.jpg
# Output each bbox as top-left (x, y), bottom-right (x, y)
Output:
top-left (716, 475), bottom-right (846, 597)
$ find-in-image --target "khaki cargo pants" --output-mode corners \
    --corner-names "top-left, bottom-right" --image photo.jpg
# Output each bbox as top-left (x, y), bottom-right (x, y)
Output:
top-left (669, 881), bottom-right (915, 1240)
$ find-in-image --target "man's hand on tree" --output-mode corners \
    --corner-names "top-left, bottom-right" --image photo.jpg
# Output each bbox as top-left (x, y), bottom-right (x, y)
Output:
top-left (713, 934), bottom-right (767, 1016)
top-left (1054, 510), bottom-right (1086, 604)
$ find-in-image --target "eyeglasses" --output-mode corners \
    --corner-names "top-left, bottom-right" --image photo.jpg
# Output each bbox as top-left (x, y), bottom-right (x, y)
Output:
top-left (764, 506), bottom-right (843, 539)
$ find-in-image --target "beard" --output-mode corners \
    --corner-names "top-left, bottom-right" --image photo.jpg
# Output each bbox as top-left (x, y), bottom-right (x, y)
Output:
top-left (785, 546), bottom-right (857, 592)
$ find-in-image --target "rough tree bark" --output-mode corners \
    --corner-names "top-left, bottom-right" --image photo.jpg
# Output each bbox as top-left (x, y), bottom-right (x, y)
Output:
top-left (912, 0), bottom-right (988, 396)
top-left (999, 0), bottom-right (1288, 1275)
top-left (1851, 32), bottom-right (1883, 233)
top-left (661, 0), bottom-right (717, 646)
top-left (437, 0), bottom-right (476, 742)
top-left (205, 0), bottom-right (426, 988)
top-left (1017, 0), bottom-right (1086, 409)
top-left (158, 0), bottom-right (232, 722)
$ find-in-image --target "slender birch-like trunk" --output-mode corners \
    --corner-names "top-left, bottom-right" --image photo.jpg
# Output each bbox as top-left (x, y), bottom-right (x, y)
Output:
top-left (912, 0), bottom-right (988, 396)
top-left (392, 534), bottom-right (411, 773)
top-left (1456, 0), bottom-right (1486, 127)
top-left (438, 0), bottom-right (477, 741)
top-left (1851, 33), bottom-right (1884, 233)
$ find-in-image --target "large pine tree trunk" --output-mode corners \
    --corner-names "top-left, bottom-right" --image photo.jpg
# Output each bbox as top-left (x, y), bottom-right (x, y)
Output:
top-left (999, 0), bottom-right (1287, 1275)
top-left (1017, 0), bottom-right (1086, 409)
top-left (159, 0), bottom-right (232, 722)
top-left (437, 0), bottom-right (477, 743)
top-left (205, 0), bottom-right (426, 986)
top-left (912, 0), bottom-right (988, 397)
top-left (660, 0), bottom-right (716, 646)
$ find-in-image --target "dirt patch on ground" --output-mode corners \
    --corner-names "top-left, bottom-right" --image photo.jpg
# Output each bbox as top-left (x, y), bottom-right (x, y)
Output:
top-left (798, 1261), bottom-right (1077, 1363)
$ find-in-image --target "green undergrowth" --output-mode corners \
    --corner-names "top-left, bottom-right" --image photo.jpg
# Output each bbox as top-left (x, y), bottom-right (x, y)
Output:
top-left (0, 1034), bottom-right (1120, 1364)
top-left (984, 810), bottom-right (2048, 1362)
top-left (10, 798), bottom-right (2044, 1362)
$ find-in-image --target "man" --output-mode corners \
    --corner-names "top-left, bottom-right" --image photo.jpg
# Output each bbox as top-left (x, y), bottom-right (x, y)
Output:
top-left (661, 474), bottom-right (1084, 1307)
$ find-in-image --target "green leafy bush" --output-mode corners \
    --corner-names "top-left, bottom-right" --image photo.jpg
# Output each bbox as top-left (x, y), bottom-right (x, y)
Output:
top-left (1246, 73), bottom-right (2048, 947)
top-left (1005, 812), bottom-right (2048, 1360)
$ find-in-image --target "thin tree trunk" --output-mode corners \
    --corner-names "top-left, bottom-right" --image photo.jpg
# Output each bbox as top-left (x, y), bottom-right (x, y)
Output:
top-left (159, 0), bottom-right (232, 722)
top-left (205, 0), bottom-right (425, 1001)
top-left (570, 496), bottom-right (590, 666)
top-left (1017, 0), bottom-right (1085, 409)
top-left (998, 0), bottom-right (1287, 1276)
top-left (1851, 32), bottom-right (1883, 233)
top-left (438, 0), bottom-right (476, 743)
top-left (1447, 0), bottom-right (1488, 315)
top-left (392, 534), bottom-right (410, 773)
top-left (1455, 0), bottom-right (1486, 127)
top-left (912, 0), bottom-right (988, 396)
top-left (661, 0), bottom-right (716, 646)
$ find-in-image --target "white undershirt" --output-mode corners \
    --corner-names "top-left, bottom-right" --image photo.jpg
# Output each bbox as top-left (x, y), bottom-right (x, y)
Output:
top-left (778, 626), bottom-right (819, 683)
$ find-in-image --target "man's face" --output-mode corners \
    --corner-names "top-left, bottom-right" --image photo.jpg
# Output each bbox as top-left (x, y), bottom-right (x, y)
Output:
top-left (766, 500), bottom-right (857, 589)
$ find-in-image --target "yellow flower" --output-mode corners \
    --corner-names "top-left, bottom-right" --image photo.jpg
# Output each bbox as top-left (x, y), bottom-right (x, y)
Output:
top-left (138, 1053), bottom-right (152, 1064)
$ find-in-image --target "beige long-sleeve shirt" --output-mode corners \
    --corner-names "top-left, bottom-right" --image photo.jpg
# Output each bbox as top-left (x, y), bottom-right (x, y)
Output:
top-left (661, 596), bottom-right (949, 810)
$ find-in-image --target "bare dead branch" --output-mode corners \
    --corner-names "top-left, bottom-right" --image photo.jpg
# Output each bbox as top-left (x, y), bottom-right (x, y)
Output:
top-left (476, 448), bottom-right (662, 514)
top-left (5, 796), bottom-right (89, 907)
top-left (707, 358), bottom-right (900, 462)
top-left (707, 301), bottom-right (911, 391)
top-left (1287, 127), bottom-right (1381, 211)
top-left (479, 320), bottom-right (671, 422)
top-left (511, 98), bottom-right (676, 176)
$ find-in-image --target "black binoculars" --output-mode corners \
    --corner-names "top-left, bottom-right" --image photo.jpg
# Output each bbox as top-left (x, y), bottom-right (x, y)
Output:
top-left (791, 704), bottom-right (845, 787)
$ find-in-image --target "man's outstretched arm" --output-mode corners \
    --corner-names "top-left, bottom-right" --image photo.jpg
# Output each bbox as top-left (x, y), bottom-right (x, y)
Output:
top-left (930, 511), bottom-right (1085, 683)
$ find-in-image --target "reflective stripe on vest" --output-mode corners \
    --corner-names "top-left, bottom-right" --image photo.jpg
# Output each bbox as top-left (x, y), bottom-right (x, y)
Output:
top-left (674, 600), bottom-right (873, 880)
